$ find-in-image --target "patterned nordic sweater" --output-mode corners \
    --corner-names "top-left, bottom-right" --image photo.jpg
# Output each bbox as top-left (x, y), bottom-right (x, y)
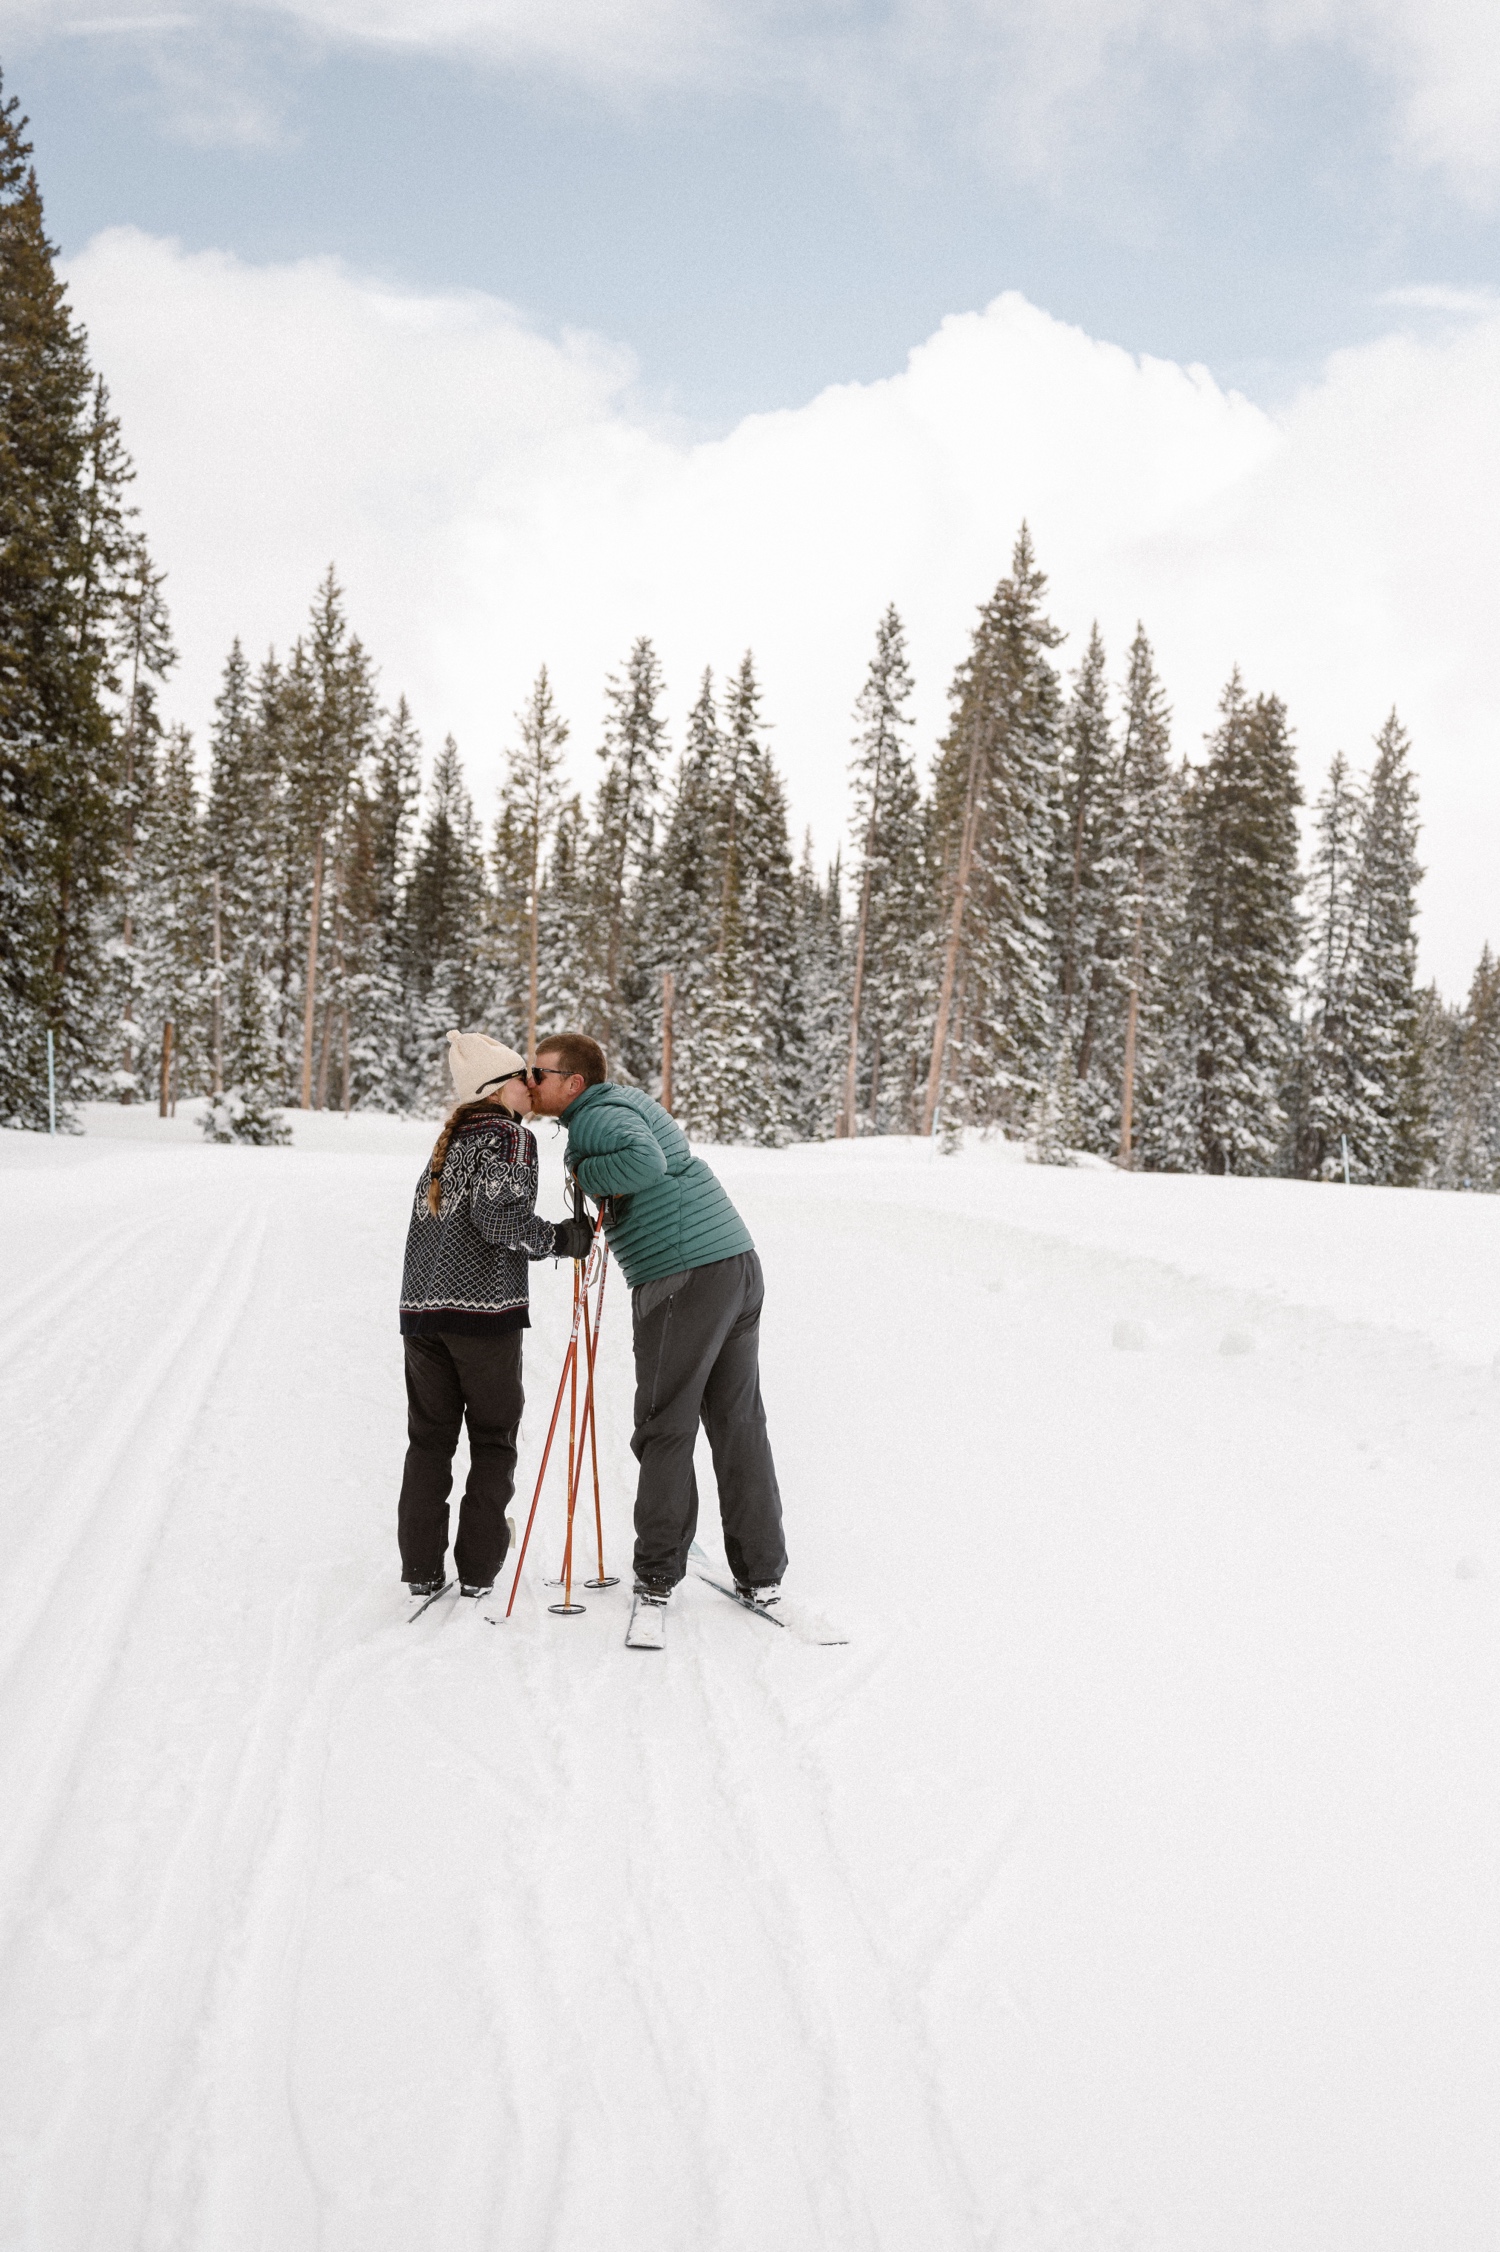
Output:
top-left (400, 1113), bottom-right (561, 1336)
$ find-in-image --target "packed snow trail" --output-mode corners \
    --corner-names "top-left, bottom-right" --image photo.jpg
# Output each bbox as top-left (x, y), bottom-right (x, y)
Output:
top-left (1, 1112), bottom-right (1497, 2251)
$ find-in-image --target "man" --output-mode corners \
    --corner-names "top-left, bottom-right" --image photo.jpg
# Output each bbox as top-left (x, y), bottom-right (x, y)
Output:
top-left (518, 1031), bottom-right (787, 1636)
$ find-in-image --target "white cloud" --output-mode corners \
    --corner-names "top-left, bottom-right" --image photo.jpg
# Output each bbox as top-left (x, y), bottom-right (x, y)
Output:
top-left (22, 0), bottom-right (1500, 195)
top-left (64, 225), bottom-right (1500, 995)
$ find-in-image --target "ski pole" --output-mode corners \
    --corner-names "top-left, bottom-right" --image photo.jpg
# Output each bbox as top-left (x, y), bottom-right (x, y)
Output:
top-left (550, 1256), bottom-right (586, 1615)
top-left (582, 1243), bottom-right (617, 1588)
top-left (551, 1211), bottom-right (608, 1611)
top-left (504, 1277), bottom-right (586, 1619)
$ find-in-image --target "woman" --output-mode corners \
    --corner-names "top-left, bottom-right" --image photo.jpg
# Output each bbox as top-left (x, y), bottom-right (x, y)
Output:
top-left (398, 1031), bottom-right (592, 1602)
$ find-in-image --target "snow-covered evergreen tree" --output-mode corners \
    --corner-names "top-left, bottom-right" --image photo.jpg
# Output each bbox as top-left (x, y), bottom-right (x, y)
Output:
top-left (591, 636), bottom-right (668, 1076)
top-left (406, 734), bottom-right (488, 1105)
top-left (0, 77), bottom-right (170, 1125)
top-left (790, 837), bottom-right (845, 1142)
top-left (535, 793), bottom-right (600, 1041)
top-left (646, 669), bottom-right (721, 1113)
top-left (204, 641), bottom-right (285, 1109)
top-left (344, 694), bottom-right (421, 1111)
top-left (1290, 750), bottom-right (1367, 1179)
top-left (107, 539), bottom-right (176, 1102)
top-left (1027, 1043), bottom-right (1081, 1165)
top-left (1168, 674), bottom-right (1303, 1175)
top-left (498, 667), bottom-right (568, 1060)
top-left (1289, 714), bottom-right (1424, 1185)
top-left (134, 723), bottom-right (206, 1099)
top-left (1433, 946), bottom-right (1500, 1191)
top-left (841, 605), bottom-right (916, 1137)
top-left (1352, 712), bottom-right (1425, 1184)
top-left (1052, 622), bottom-right (1116, 1104)
top-left (1105, 627), bottom-right (1182, 1167)
top-left (923, 525), bottom-right (1065, 1138)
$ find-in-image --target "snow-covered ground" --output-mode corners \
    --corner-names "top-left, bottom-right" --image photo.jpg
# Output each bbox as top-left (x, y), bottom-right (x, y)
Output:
top-left (2, 1107), bottom-right (1496, 2252)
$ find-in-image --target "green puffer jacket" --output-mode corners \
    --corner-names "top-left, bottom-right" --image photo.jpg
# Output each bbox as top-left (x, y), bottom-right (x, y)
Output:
top-left (562, 1082), bottom-right (754, 1288)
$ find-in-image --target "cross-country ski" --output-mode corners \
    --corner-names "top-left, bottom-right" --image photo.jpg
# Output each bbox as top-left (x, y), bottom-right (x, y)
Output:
top-left (624, 1589), bottom-right (667, 1649)
top-left (688, 1543), bottom-right (849, 1644)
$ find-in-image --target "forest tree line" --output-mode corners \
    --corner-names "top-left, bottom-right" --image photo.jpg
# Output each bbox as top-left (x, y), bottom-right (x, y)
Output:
top-left (4, 69), bottom-right (1499, 1186)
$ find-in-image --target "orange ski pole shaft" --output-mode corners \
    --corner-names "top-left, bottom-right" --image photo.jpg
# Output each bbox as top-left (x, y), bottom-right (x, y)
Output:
top-left (504, 1337), bottom-right (575, 1617)
top-left (583, 1246), bottom-right (609, 1578)
top-left (561, 1261), bottom-right (580, 1604)
top-left (505, 1275), bottom-right (585, 1619)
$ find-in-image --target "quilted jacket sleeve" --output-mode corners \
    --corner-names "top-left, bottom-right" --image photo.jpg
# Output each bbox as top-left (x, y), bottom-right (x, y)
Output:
top-left (570, 1107), bottom-right (669, 1199)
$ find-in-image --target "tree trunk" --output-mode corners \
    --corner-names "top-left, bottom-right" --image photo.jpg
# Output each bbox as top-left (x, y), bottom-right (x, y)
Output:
top-left (211, 873), bottom-right (224, 1099)
top-left (1116, 890), bottom-right (1145, 1167)
top-left (158, 1019), bottom-right (173, 1118)
top-left (1060, 786), bottom-right (1088, 1009)
top-left (299, 836), bottom-right (325, 1108)
top-left (527, 830), bottom-right (540, 1063)
top-left (660, 969), bottom-right (675, 1112)
top-left (341, 1007), bottom-right (351, 1116)
top-left (920, 721), bottom-right (986, 1136)
top-left (315, 999), bottom-right (334, 1110)
top-left (839, 866), bottom-right (875, 1139)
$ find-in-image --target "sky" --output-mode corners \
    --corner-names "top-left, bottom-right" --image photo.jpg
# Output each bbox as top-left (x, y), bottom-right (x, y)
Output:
top-left (5, 0), bottom-right (1500, 991)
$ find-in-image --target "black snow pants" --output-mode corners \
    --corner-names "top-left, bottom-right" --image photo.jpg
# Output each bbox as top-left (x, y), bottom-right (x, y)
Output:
top-left (398, 1329), bottom-right (523, 1588)
top-left (629, 1250), bottom-right (787, 1592)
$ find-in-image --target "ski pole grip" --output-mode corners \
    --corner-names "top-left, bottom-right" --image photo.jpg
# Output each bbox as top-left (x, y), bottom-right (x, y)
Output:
top-left (573, 1178), bottom-right (588, 1226)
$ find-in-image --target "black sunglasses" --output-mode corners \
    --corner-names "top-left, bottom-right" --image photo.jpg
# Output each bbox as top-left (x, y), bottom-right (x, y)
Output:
top-left (474, 1069), bottom-right (529, 1096)
top-left (526, 1065), bottom-right (574, 1084)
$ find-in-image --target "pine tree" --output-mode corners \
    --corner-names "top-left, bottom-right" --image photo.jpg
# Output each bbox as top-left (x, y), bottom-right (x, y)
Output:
top-left (841, 604), bottom-right (915, 1137)
top-left (646, 669), bottom-right (721, 1115)
top-left (109, 537), bottom-right (176, 1102)
top-left (1107, 628), bottom-right (1182, 1167)
top-left (283, 571), bottom-right (378, 1110)
top-left (1171, 674), bottom-right (1303, 1174)
top-left (1291, 750), bottom-right (1366, 1179)
top-left (134, 722), bottom-right (206, 1097)
top-left (203, 641), bottom-right (282, 1105)
top-left (1411, 982), bottom-right (1462, 1189)
top-left (1052, 622), bottom-right (1115, 1099)
top-left (1439, 947), bottom-right (1500, 1191)
top-left (791, 837), bottom-right (845, 1142)
top-left (1027, 1043), bottom-right (1082, 1165)
top-left (344, 695), bottom-right (421, 1110)
top-left (406, 734), bottom-right (487, 1103)
top-left (923, 525), bottom-right (1065, 1138)
top-left (731, 658), bottom-right (798, 1143)
top-left (535, 793), bottom-right (596, 1039)
top-left (591, 636), bottom-right (668, 1073)
top-left (1288, 715), bottom-right (1425, 1186)
top-left (0, 74), bottom-right (159, 1124)
top-left (1353, 712), bottom-right (1425, 1184)
top-left (499, 667), bottom-right (568, 1059)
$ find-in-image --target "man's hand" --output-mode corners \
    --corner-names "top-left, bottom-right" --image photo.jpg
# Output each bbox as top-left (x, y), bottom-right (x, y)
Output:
top-left (551, 1216), bottom-right (596, 1260)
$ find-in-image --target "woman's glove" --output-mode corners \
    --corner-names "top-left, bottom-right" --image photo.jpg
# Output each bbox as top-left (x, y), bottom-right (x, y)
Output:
top-left (551, 1216), bottom-right (596, 1260)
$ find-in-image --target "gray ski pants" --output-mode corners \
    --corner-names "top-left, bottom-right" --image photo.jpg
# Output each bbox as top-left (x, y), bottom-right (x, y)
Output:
top-left (629, 1250), bottom-right (787, 1592)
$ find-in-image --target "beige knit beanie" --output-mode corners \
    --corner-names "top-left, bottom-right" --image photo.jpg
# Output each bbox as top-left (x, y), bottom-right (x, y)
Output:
top-left (446, 1030), bottom-right (525, 1111)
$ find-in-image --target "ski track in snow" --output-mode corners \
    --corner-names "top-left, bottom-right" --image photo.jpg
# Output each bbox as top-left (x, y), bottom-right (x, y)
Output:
top-left (1, 1113), bottom-right (1498, 2252)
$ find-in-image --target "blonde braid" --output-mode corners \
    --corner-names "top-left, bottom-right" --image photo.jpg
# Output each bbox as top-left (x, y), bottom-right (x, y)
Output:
top-left (425, 1100), bottom-right (494, 1215)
